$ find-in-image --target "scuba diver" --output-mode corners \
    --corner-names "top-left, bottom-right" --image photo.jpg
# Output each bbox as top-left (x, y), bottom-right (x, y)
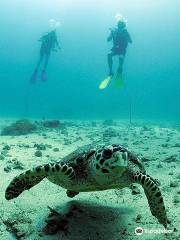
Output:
top-left (30, 19), bottom-right (61, 84)
top-left (99, 15), bottom-right (132, 89)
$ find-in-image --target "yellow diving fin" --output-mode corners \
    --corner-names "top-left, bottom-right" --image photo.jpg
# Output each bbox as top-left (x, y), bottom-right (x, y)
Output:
top-left (99, 76), bottom-right (112, 90)
top-left (115, 72), bottom-right (123, 89)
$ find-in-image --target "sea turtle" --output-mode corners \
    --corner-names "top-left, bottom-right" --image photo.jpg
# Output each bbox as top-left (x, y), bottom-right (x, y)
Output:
top-left (5, 144), bottom-right (168, 228)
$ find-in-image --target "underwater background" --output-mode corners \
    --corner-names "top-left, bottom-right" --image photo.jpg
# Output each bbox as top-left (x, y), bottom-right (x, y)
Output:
top-left (0, 1), bottom-right (180, 239)
top-left (0, 0), bottom-right (180, 122)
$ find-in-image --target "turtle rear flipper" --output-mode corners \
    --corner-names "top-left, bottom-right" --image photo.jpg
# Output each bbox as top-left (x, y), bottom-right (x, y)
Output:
top-left (5, 162), bottom-right (74, 200)
top-left (134, 172), bottom-right (168, 228)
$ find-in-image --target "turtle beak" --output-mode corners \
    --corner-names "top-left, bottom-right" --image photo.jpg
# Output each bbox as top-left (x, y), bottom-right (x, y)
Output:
top-left (115, 151), bottom-right (128, 166)
top-left (112, 151), bottom-right (128, 174)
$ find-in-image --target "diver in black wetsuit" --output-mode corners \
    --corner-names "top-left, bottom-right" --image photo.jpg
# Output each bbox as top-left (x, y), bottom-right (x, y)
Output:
top-left (107, 18), bottom-right (132, 77)
top-left (30, 30), bottom-right (60, 83)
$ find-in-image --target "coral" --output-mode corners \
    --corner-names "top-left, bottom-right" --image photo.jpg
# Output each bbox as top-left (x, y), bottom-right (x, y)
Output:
top-left (3, 213), bottom-right (33, 239)
top-left (43, 207), bottom-right (69, 236)
top-left (43, 205), bottom-right (83, 236)
top-left (1, 119), bottom-right (37, 136)
top-left (42, 120), bottom-right (60, 128)
top-left (102, 128), bottom-right (118, 143)
top-left (170, 181), bottom-right (179, 188)
top-left (164, 155), bottom-right (177, 163)
top-left (53, 147), bottom-right (59, 152)
top-left (103, 119), bottom-right (115, 126)
top-left (0, 154), bottom-right (5, 160)
top-left (173, 195), bottom-right (180, 203)
top-left (4, 158), bottom-right (24, 173)
top-left (34, 143), bottom-right (46, 150)
top-left (34, 150), bottom-right (42, 157)
top-left (2, 145), bottom-right (11, 150)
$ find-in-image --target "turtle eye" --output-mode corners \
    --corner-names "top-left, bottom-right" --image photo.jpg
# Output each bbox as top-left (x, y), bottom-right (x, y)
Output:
top-left (103, 149), bottom-right (112, 158)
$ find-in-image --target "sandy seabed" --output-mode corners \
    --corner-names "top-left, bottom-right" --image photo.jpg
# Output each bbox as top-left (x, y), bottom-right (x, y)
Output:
top-left (0, 118), bottom-right (179, 240)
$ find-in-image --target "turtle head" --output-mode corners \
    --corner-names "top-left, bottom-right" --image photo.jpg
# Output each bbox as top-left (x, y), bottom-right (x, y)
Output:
top-left (93, 144), bottom-right (128, 175)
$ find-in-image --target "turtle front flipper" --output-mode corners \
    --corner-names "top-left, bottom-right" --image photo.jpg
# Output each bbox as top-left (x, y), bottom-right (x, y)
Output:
top-left (134, 172), bottom-right (168, 228)
top-left (5, 162), bottom-right (74, 200)
top-left (5, 166), bottom-right (48, 200)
